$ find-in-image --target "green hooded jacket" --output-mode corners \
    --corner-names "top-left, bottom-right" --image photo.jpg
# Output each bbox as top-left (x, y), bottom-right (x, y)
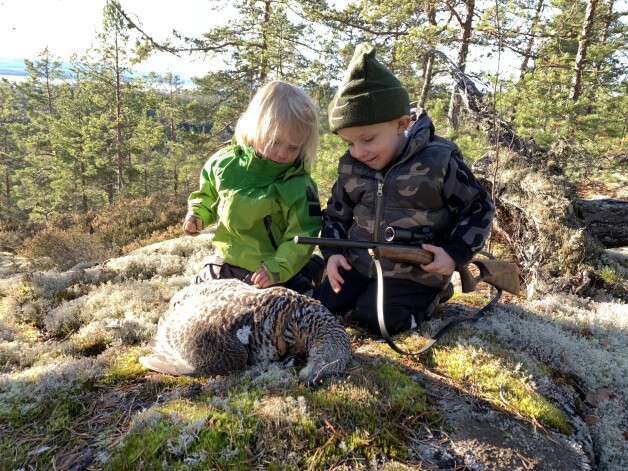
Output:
top-left (187, 143), bottom-right (322, 284)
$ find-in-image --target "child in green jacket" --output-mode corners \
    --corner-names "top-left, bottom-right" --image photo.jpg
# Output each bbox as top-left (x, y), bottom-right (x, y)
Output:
top-left (183, 81), bottom-right (324, 293)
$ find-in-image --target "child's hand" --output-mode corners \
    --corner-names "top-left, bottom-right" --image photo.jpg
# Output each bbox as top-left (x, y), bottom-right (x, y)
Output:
top-left (182, 215), bottom-right (203, 236)
top-left (251, 267), bottom-right (272, 288)
top-left (327, 254), bottom-right (351, 293)
top-left (419, 244), bottom-right (456, 276)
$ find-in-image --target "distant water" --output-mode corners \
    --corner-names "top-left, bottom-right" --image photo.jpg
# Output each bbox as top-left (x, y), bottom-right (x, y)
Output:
top-left (0, 57), bottom-right (28, 80)
top-left (0, 57), bottom-right (195, 86)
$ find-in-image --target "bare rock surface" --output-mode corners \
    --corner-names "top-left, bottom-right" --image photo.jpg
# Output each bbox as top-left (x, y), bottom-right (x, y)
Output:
top-left (417, 369), bottom-right (592, 471)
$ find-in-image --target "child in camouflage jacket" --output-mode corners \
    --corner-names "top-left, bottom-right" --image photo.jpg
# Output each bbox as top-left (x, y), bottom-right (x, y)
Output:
top-left (312, 44), bottom-right (495, 335)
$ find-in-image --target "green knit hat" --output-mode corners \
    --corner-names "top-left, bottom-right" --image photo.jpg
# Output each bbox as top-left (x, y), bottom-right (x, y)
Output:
top-left (328, 43), bottom-right (410, 133)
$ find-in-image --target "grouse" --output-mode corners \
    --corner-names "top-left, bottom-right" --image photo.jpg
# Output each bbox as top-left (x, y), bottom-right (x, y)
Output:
top-left (140, 279), bottom-right (352, 386)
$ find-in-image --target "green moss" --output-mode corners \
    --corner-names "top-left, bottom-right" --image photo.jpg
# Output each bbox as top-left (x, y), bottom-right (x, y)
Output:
top-left (598, 266), bottom-right (624, 289)
top-left (105, 420), bottom-right (175, 470)
top-left (371, 362), bottom-right (428, 414)
top-left (73, 337), bottom-right (109, 357)
top-left (304, 382), bottom-right (381, 426)
top-left (0, 399), bottom-right (44, 427)
top-left (102, 347), bottom-right (151, 384)
top-left (106, 389), bottom-right (262, 470)
top-left (432, 345), bottom-right (570, 433)
top-left (0, 438), bottom-right (35, 470)
top-left (0, 387), bottom-right (89, 430)
top-left (45, 396), bottom-right (87, 432)
top-left (0, 390), bottom-right (94, 470)
top-left (452, 291), bottom-right (491, 307)
top-left (293, 360), bottom-right (432, 467)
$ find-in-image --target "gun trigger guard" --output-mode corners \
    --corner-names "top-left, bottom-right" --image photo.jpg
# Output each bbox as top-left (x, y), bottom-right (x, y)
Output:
top-left (470, 260), bottom-right (493, 284)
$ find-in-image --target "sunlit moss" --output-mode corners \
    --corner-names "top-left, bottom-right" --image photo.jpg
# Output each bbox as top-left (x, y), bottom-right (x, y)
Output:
top-left (452, 291), bottom-right (491, 307)
top-left (106, 392), bottom-right (261, 470)
top-left (371, 361), bottom-right (427, 413)
top-left (293, 360), bottom-right (431, 467)
top-left (432, 344), bottom-right (570, 433)
top-left (101, 347), bottom-right (150, 384)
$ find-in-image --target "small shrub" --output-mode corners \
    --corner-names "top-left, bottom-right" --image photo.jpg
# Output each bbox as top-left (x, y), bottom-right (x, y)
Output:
top-left (19, 226), bottom-right (110, 271)
top-left (2, 286), bottom-right (55, 327)
top-left (106, 252), bottom-right (189, 280)
top-left (0, 229), bottom-right (22, 252)
top-left (44, 297), bottom-right (88, 337)
top-left (91, 194), bottom-right (187, 254)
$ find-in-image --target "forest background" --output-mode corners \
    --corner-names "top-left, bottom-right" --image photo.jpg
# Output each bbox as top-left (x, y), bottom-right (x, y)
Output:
top-left (0, 1), bottom-right (627, 470)
top-left (0, 0), bottom-right (625, 266)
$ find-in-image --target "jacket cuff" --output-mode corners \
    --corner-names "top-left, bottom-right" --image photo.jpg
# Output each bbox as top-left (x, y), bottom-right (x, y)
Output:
top-left (441, 241), bottom-right (473, 269)
top-left (321, 246), bottom-right (344, 260)
top-left (186, 206), bottom-right (210, 227)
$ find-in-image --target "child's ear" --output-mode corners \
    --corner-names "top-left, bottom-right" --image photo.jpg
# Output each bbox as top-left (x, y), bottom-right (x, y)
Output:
top-left (396, 115), bottom-right (412, 133)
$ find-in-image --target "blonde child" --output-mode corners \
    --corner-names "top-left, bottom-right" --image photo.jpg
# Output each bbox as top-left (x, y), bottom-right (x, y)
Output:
top-left (183, 80), bottom-right (324, 293)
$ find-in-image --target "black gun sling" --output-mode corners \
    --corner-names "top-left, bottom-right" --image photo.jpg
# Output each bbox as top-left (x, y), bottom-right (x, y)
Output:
top-left (370, 250), bottom-right (502, 356)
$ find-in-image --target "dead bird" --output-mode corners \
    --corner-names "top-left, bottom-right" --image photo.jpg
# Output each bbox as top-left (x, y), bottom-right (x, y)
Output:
top-left (140, 279), bottom-right (352, 386)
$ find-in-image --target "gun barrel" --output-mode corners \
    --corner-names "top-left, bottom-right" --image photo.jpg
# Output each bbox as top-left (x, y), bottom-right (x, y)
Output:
top-left (294, 236), bottom-right (428, 253)
top-left (295, 235), bottom-right (435, 266)
top-left (294, 236), bottom-right (378, 249)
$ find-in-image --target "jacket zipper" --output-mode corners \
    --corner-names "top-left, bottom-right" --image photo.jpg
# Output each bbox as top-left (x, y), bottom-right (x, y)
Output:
top-left (263, 215), bottom-right (279, 250)
top-left (373, 150), bottom-right (408, 242)
top-left (374, 180), bottom-right (385, 242)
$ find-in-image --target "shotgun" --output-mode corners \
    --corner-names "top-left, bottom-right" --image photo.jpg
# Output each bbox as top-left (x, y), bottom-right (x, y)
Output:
top-left (294, 229), bottom-right (520, 296)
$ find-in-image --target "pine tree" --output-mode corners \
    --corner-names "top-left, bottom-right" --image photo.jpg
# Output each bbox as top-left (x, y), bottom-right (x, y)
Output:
top-left (14, 49), bottom-right (66, 221)
top-left (0, 80), bottom-right (26, 222)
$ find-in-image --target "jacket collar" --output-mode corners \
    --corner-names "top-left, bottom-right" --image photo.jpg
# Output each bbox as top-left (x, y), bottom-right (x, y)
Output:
top-left (235, 143), bottom-right (308, 182)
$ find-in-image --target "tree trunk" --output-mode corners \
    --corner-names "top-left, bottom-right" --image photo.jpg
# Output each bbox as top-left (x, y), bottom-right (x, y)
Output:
top-left (419, 55), bottom-right (434, 109)
top-left (115, 32), bottom-right (124, 192)
top-left (577, 198), bottom-right (628, 248)
top-left (520, 0), bottom-right (545, 76)
top-left (447, 0), bottom-right (475, 129)
top-left (80, 159), bottom-right (88, 213)
top-left (586, 0), bottom-right (614, 113)
top-left (418, 1), bottom-right (437, 108)
top-left (260, 0), bottom-right (271, 82)
top-left (570, 0), bottom-right (597, 101)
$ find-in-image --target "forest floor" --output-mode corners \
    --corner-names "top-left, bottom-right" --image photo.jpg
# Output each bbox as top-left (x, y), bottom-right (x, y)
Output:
top-left (0, 252), bottom-right (30, 279)
top-left (0, 176), bottom-right (626, 470)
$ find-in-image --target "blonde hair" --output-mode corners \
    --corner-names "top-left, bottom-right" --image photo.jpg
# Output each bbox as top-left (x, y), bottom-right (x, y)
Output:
top-left (234, 81), bottom-right (319, 165)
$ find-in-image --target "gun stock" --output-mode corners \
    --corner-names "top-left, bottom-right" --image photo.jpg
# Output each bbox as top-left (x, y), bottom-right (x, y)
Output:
top-left (294, 236), bottom-right (521, 295)
top-left (375, 246), bottom-right (520, 295)
top-left (469, 259), bottom-right (521, 296)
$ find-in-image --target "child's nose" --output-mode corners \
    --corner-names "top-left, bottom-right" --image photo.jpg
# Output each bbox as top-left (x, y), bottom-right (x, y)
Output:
top-left (352, 144), bottom-right (367, 160)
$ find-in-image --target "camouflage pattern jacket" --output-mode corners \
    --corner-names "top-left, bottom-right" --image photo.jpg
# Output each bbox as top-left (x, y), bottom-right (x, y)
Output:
top-left (321, 110), bottom-right (495, 289)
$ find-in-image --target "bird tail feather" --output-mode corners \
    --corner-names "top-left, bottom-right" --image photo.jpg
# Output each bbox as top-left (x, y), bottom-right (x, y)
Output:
top-left (139, 353), bottom-right (195, 376)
